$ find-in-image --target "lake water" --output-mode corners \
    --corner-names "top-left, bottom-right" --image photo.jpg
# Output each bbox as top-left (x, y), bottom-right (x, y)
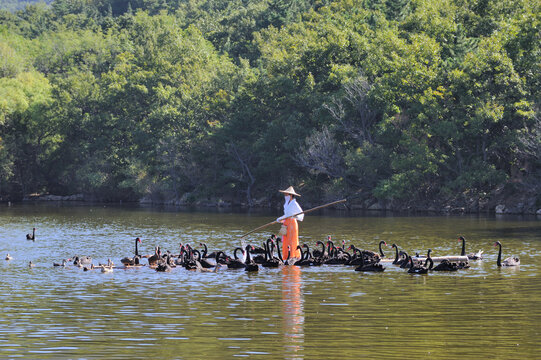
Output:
top-left (1, 203), bottom-right (540, 359)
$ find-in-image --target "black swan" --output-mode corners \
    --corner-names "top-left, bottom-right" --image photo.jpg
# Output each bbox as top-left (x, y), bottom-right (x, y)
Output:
top-left (197, 249), bottom-right (216, 268)
top-left (199, 243), bottom-right (217, 258)
top-left (494, 241), bottom-right (520, 266)
top-left (354, 242), bottom-right (384, 262)
top-left (312, 240), bottom-right (326, 258)
top-left (262, 239), bottom-right (280, 268)
top-left (294, 245), bottom-right (314, 266)
top-left (399, 252), bottom-right (413, 268)
top-left (407, 255), bottom-right (431, 274)
top-left (348, 245), bottom-right (381, 266)
top-left (346, 245), bottom-right (363, 265)
top-left (183, 248), bottom-right (200, 270)
top-left (391, 244), bottom-right (407, 265)
top-left (354, 250), bottom-right (385, 272)
top-left (250, 236), bottom-right (269, 255)
top-left (433, 259), bottom-right (459, 271)
top-left (459, 236), bottom-right (484, 260)
top-left (175, 245), bottom-right (186, 266)
top-left (26, 228), bottom-right (36, 241)
top-left (275, 238), bottom-right (285, 263)
top-left (226, 247), bottom-right (246, 269)
top-left (252, 241), bottom-right (269, 264)
top-left (283, 245), bottom-right (293, 265)
top-left (325, 247), bottom-right (351, 265)
top-left (121, 237), bottom-right (142, 266)
top-left (322, 241), bottom-right (340, 264)
top-left (244, 245), bottom-right (259, 272)
top-left (303, 244), bottom-right (322, 266)
top-left (215, 251), bottom-right (232, 265)
top-left (378, 240), bottom-right (387, 258)
top-left (426, 249), bottom-right (458, 271)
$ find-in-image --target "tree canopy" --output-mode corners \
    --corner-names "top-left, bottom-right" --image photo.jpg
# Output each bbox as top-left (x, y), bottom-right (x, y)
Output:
top-left (0, 0), bottom-right (539, 212)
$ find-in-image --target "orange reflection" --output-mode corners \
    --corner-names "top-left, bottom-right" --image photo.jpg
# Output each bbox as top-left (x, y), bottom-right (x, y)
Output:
top-left (282, 266), bottom-right (304, 358)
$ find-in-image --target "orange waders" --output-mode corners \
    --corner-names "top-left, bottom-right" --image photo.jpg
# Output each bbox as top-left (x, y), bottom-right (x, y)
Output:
top-left (282, 217), bottom-right (301, 260)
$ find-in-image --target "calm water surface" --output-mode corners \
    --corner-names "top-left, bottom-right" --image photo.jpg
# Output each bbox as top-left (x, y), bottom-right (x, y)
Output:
top-left (1, 204), bottom-right (540, 359)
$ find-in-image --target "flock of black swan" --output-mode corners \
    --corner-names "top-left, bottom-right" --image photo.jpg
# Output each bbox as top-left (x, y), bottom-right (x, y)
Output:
top-left (5, 229), bottom-right (521, 274)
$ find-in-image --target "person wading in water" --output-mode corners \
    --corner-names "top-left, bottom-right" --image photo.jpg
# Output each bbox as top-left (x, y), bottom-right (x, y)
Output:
top-left (276, 186), bottom-right (304, 260)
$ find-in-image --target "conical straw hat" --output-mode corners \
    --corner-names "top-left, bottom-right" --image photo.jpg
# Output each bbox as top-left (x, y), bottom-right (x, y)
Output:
top-left (279, 186), bottom-right (301, 197)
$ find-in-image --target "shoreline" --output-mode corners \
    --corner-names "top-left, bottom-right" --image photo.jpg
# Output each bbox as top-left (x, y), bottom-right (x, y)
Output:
top-left (7, 193), bottom-right (541, 216)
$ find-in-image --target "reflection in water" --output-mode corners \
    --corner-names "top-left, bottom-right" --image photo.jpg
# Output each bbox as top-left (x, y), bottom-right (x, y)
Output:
top-left (282, 266), bottom-right (304, 359)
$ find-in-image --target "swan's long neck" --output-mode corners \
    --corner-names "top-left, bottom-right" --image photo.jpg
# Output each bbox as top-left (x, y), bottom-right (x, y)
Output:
top-left (303, 244), bottom-right (310, 259)
top-left (268, 241), bottom-right (275, 259)
top-left (497, 243), bottom-right (502, 267)
top-left (297, 245), bottom-right (304, 261)
top-left (201, 243), bottom-right (208, 258)
top-left (461, 238), bottom-right (466, 256)
top-left (379, 241), bottom-right (385, 257)
top-left (393, 245), bottom-right (398, 264)
top-left (135, 239), bottom-right (139, 256)
top-left (245, 247), bottom-right (251, 264)
top-left (276, 240), bottom-right (283, 261)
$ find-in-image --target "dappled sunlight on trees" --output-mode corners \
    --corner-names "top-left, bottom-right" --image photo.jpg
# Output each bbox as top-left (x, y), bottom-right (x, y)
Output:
top-left (0, 0), bottom-right (538, 210)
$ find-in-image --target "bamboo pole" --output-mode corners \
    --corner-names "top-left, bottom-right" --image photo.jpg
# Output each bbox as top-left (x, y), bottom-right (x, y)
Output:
top-left (240, 199), bottom-right (347, 239)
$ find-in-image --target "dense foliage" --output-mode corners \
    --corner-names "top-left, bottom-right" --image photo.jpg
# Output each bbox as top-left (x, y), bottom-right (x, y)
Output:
top-left (0, 0), bottom-right (539, 211)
